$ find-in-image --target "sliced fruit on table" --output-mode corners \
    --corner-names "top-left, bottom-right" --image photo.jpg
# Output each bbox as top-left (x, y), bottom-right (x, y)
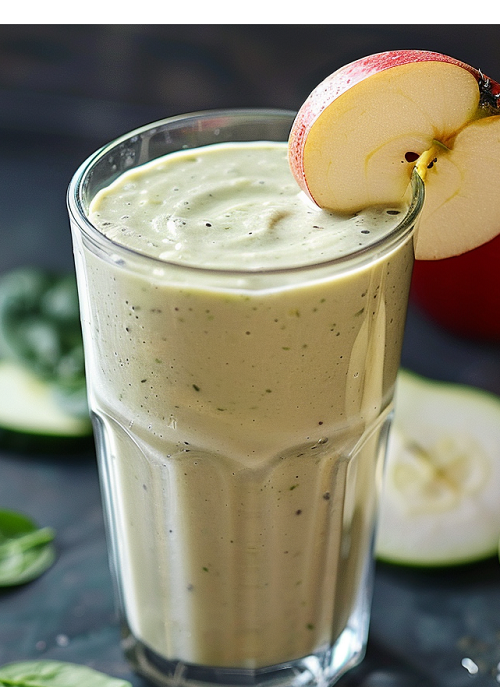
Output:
top-left (288, 50), bottom-right (500, 260)
top-left (375, 369), bottom-right (500, 567)
top-left (0, 359), bottom-right (91, 440)
top-left (0, 267), bottom-right (92, 451)
top-left (0, 267), bottom-right (86, 390)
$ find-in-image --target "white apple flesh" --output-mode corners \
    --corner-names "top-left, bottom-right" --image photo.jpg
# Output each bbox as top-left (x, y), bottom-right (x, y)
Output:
top-left (288, 50), bottom-right (500, 260)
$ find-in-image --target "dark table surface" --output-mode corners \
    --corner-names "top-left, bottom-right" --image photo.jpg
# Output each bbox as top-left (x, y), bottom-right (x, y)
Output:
top-left (2, 123), bottom-right (500, 687)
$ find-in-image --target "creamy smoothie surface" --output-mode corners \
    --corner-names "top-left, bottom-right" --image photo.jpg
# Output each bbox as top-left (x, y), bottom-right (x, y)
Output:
top-left (89, 142), bottom-right (406, 269)
top-left (80, 141), bottom-right (414, 669)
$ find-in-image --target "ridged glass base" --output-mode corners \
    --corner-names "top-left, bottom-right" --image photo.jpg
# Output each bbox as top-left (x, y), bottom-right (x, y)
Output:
top-left (123, 605), bottom-right (369, 687)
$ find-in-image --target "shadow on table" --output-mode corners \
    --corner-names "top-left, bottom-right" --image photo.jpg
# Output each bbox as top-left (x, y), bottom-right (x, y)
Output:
top-left (337, 637), bottom-right (439, 687)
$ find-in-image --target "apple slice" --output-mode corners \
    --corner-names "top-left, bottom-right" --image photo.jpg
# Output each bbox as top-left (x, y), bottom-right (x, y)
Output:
top-left (288, 50), bottom-right (500, 260)
top-left (375, 369), bottom-right (500, 567)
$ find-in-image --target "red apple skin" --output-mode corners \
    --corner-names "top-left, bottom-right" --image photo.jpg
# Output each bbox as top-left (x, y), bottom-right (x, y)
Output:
top-left (289, 49), bottom-right (500, 205)
top-left (411, 233), bottom-right (500, 342)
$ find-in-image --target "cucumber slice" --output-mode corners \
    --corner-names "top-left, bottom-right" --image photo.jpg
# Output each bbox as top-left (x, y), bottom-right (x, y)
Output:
top-left (376, 369), bottom-right (500, 567)
top-left (0, 267), bottom-right (86, 395)
top-left (0, 359), bottom-right (92, 453)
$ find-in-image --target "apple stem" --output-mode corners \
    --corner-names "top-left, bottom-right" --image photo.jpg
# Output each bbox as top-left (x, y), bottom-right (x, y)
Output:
top-left (415, 146), bottom-right (440, 181)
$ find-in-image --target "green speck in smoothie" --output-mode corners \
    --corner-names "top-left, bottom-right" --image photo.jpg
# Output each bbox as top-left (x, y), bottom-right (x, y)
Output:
top-left (193, 384), bottom-right (201, 392)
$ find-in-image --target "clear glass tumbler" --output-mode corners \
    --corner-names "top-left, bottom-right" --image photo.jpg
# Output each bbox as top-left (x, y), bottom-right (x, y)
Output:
top-left (67, 110), bottom-right (423, 687)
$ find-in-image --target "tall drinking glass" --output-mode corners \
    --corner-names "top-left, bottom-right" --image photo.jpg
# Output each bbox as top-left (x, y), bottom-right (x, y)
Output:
top-left (67, 110), bottom-right (423, 687)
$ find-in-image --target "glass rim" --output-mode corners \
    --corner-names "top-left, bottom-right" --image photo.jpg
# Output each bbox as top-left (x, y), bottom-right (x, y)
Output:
top-left (67, 107), bottom-right (424, 278)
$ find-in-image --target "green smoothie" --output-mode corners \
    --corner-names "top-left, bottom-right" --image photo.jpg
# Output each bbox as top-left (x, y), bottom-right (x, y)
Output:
top-left (80, 141), bottom-right (414, 669)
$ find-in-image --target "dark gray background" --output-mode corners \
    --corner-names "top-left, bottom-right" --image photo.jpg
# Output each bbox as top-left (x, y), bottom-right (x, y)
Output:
top-left (1, 24), bottom-right (499, 277)
top-left (2, 24), bottom-right (500, 687)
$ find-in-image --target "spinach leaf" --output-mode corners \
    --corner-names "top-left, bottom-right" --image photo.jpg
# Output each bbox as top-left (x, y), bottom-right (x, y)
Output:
top-left (0, 660), bottom-right (132, 686)
top-left (0, 510), bottom-right (56, 586)
top-left (0, 268), bottom-right (88, 420)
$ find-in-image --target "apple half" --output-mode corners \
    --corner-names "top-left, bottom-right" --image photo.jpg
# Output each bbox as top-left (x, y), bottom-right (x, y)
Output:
top-left (289, 50), bottom-right (500, 260)
top-left (375, 370), bottom-right (500, 567)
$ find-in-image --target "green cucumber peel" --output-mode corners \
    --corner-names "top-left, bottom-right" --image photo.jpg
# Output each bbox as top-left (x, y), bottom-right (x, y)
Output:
top-left (376, 369), bottom-right (500, 567)
top-left (0, 268), bottom-right (88, 420)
